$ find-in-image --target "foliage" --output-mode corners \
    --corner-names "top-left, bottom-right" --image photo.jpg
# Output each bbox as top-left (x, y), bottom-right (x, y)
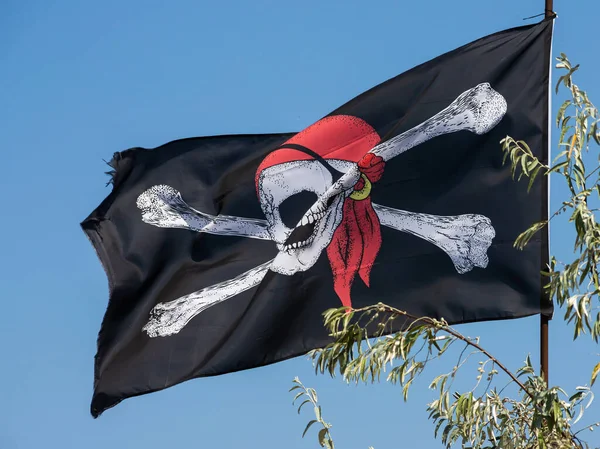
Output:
top-left (502, 54), bottom-right (600, 350)
top-left (290, 377), bottom-right (349, 449)
top-left (291, 55), bottom-right (600, 449)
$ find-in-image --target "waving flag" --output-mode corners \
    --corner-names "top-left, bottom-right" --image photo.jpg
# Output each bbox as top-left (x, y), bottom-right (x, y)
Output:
top-left (82, 19), bottom-right (553, 417)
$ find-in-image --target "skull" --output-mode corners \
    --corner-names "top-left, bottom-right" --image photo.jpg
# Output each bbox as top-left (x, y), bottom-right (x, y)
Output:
top-left (257, 158), bottom-right (358, 275)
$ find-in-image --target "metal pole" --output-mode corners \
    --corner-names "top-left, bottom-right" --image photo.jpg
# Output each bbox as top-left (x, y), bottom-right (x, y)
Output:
top-left (541, 315), bottom-right (549, 382)
top-left (541, 0), bottom-right (554, 385)
top-left (545, 0), bottom-right (554, 17)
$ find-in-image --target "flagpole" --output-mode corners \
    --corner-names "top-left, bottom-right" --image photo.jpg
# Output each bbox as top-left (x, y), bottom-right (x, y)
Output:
top-left (540, 0), bottom-right (554, 385)
top-left (541, 316), bottom-right (549, 382)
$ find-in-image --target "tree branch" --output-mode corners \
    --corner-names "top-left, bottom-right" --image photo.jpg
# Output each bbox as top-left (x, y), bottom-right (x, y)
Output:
top-left (352, 303), bottom-right (535, 400)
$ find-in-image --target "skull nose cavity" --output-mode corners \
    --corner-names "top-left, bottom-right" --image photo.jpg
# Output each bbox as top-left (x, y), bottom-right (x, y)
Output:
top-left (279, 190), bottom-right (319, 229)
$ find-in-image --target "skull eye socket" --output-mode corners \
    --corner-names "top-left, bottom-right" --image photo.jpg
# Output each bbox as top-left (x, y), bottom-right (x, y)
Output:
top-left (279, 190), bottom-right (318, 229)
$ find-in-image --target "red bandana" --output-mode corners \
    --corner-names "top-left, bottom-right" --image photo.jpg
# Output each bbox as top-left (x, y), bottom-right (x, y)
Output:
top-left (256, 115), bottom-right (384, 308)
top-left (327, 153), bottom-right (385, 308)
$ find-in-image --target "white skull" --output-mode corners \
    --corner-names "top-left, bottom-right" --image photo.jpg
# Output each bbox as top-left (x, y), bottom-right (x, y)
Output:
top-left (256, 158), bottom-right (358, 275)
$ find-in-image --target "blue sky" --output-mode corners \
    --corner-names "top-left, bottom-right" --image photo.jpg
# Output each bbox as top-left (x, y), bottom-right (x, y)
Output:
top-left (1, 1), bottom-right (599, 448)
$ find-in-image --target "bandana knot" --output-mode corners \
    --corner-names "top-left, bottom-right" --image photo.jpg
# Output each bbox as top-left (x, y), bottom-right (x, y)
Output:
top-left (327, 153), bottom-right (385, 308)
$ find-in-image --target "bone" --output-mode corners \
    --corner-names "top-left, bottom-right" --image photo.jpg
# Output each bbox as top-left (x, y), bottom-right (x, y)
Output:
top-left (370, 83), bottom-right (507, 161)
top-left (137, 185), bottom-right (272, 240)
top-left (373, 204), bottom-right (495, 273)
top-left (302, 84), bottom-right (507, 216)
top-left (143, 260), bottom-right (273, 337)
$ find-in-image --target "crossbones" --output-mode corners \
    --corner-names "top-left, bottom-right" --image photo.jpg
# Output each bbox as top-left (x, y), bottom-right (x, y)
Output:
top-left (137, 83), bottom-right (507, 337)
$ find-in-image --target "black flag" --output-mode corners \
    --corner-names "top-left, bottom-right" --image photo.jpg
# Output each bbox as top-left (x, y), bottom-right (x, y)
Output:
top-left (82, 19), bottom-right (553, 417)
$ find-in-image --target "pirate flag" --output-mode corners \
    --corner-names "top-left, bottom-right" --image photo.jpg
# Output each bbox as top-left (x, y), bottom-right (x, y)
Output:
top-left (82, 18), bottom-right (553, 417)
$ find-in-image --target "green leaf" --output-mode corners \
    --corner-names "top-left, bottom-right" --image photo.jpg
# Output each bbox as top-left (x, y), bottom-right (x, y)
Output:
top-left (537, 431), bottom-right (547, 449)
top-left (441, 424), bottom-right (452, 443)
top-left (555, 75), bottom-right (566, 94)
top-left (553, 400), bottom-right (561, 423)
top-left (400, 379), bottom-right (412, 402)
top-left (557, 99), bottom-right (571, 127)
top-left (593, 121), bottom-right (600, 145)
top-left (514, 221), bottom-right (548, 250)
top-left (549, 160), bottom-right (569, 173)
top-left (520, 154), bottom-right (529, 178)
top-left (297, 399), bottom-right (311, 414)
top-left (591, 362), bottom-right (600, 386)
top-left (302, 420), bottom-right (318, 438)
top-left (528, 165), bottom-right (541, 192)
top-left (308, 388), bottom-right (318, 403)
top-left (429, 374), bottom-right (444, 390)
top-left (318, 428), bottom-right (328, 447)
top-left (569, 391), bottom-right (584, 402)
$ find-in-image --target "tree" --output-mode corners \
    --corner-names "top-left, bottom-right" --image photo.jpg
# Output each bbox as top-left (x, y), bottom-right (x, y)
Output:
top-left (290, 54), bottom-right (600, 449)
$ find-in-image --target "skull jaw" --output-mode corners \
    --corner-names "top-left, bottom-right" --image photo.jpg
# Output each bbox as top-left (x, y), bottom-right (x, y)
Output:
top-left (270, 195), bottom-right (345, 275)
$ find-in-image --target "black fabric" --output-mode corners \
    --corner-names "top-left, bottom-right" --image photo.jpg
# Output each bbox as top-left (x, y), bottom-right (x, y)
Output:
top-left (82, 19), bottom-right (554, 417)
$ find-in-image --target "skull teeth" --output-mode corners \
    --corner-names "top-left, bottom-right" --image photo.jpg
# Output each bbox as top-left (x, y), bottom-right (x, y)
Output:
top-left (284, 208), bottom-right (327, 252)
top-left (283, 235), bottom-right (315, 252)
